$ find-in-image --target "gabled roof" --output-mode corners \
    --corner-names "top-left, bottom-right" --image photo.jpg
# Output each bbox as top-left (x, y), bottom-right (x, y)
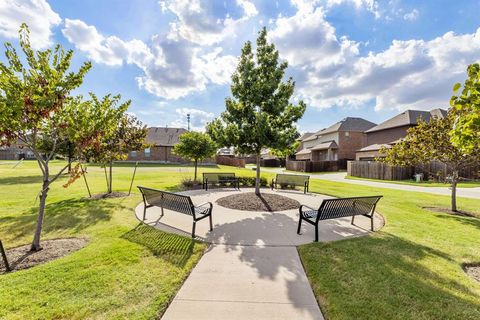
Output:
top-left (145, 127), bottom-right (187, 146)
top-left (311, 140), bottom-right (338, 151)
top-left (296, 148), bottom-right (312, 155)
top-left (365, 108), bottom-right (447, 133)
top-left (297, 132), bottom-right (315, 141)
top-left (305, 117), bottom-right (377, 141)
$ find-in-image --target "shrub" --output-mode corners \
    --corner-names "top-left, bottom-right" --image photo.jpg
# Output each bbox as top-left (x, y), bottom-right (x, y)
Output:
top-left (237, 176), bottom-right (268, 187)
top-left (180, 177), bottom-right (201, 189)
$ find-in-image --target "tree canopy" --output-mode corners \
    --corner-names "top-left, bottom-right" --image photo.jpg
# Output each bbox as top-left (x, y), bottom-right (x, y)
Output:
top-left (381, 112), bottom-right (480, 211)
top-left (450, 63), bottom-right (480, 154)
top-left (173, 131), bottom-right (217, 181)
top-left (0, 24), bottom-right (135, 250)
top-left (207, 27), bottom-right (306, 194)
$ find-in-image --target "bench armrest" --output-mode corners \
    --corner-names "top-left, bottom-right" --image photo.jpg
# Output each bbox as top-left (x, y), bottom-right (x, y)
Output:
top-left (299, 204), bottom-right (316, 212)
top-left (195, 202), bottom-right (213, 209)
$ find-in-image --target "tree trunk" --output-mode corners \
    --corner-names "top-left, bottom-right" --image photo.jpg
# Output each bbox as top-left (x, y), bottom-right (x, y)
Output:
top-left (451, 170), bottom-right (458, 212)
top-left (255, 154), bottom-right (261, 196)
top-left (194, 159), bottom-right (198, 181)
top-left (108, 161), bottom-right (113, 194)
top-left (31, 178), bottom-right (49, 251)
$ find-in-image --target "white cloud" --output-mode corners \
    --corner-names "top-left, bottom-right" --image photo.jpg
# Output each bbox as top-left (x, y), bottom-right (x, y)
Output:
top-left (0, 0), bottom-right (61, 49)
top-left (403, 9), bottom-right (419, 21)
top-left (324, 0), bottom-right (380, 18)
top-left (62, 19), bottom-right (236, 100)
top-left (170, 107), bottom-right (214, 131)
top-left (159, 0), bottom-right (258, 45)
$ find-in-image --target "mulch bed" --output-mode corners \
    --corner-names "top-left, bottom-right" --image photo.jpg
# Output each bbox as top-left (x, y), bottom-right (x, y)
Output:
top-left (0, 238), bottom-right (88, 274)
top-left (463, 263), bottom-right (480, 282)
top-left (88, 192), bottom-right (129, 199)
top-left (422, 206), bottom-right (477, 218)
top-left (216, 192), bottom-right (300, 212)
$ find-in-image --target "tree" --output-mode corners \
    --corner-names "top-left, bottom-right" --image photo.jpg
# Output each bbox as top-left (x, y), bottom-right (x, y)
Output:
top-left (83, 99), bottom-right (147, 194)
top-left (450, 63), bottom-right (480, 154)
top-left (207, 28), bottom-right (306, 195)
top-left (0, 24), bottom-right (126, 250)
top-left (173, 131), bottom-right (217, 181)
top-left (381, 113), bottom-right (480, 212)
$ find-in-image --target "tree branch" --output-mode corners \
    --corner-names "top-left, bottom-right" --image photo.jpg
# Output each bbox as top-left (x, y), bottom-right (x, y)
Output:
top-left (49, 163), bottom-right (71, 184)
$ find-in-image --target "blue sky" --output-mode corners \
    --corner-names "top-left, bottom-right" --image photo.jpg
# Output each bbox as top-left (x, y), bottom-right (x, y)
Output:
top-left (1, 0), bottom-right (480, 132)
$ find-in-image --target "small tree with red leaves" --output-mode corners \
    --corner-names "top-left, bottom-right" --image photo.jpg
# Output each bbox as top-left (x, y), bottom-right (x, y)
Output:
top-left (0, 24), bottom-right (125, 251)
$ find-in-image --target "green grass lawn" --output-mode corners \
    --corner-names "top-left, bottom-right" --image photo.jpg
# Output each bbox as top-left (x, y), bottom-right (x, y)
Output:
top-left (346, 175), bottom-right (480, 188)
top-left (1, 161), bottom-right (479, 319)
top-left (300, 179), bottom-right (480, 320)
top-left (0, 160), bottom-right (271, 319)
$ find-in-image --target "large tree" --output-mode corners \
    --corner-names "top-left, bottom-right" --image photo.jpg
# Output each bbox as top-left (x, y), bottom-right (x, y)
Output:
top-left (450, 63), bottom-right (480, 154)
top-left (381, 112), bottom-right (480, 212)
top-left (173, 131), bottom-right (217, 181)
top-left (207, 28), bottom-right (306, 195)
top-left (0, 25), bottom-right (129, 250)
top-left (83, 98), bottom-right (147, 194)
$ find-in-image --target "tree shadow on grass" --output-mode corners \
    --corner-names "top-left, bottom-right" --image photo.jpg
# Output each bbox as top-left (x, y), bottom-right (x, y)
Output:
top-left (435, 213), bottom-right (480, 230)
top-left (299, 233), bottom-right (480, 319)
top-left (0, 198), bottom-right (120, 242)
top-left (121, 224), bottom-right (196, 267)
top-left (0, 175), bottom-right (44, 185)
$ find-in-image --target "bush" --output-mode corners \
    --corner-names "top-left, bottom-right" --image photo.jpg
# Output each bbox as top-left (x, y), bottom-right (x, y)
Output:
top-left (180, 177), bottom-right (202, 188)
top-left (237, 176), bottom-right (268, 187)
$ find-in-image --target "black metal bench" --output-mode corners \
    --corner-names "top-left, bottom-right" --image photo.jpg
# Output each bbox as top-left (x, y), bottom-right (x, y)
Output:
top-left (272, 174), bottom-right (310, 194)
top-left (297, 196), bottom-right (382, 241)
top-left (202, 172), bottom-right (239, 191)
top-left (138, 186), bottom-right (213, 238)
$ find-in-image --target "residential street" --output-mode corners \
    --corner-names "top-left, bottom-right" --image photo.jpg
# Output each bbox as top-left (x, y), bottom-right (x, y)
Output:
top-left (262, 168), bottom-right (480, 200)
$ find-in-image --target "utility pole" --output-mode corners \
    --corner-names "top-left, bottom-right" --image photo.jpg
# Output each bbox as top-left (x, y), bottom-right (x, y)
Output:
top-left (187, 113), bottom-right (191, 131)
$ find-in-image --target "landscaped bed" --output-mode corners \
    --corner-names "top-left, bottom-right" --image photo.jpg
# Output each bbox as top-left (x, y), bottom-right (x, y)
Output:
top-left (216, 192), bottom-right (300, 212)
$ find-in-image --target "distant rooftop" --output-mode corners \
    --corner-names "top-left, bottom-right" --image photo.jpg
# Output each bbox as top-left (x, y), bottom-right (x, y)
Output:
top-left (365, 108), bottom-right (447, 133)
top-left (303, 117), bottom-right (377, 141)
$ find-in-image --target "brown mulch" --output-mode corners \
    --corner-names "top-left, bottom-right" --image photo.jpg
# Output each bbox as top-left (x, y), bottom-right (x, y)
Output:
top-left (463, 263), bottom-right (480, 282)
top-left (216, 192), bottom-right (300, 212)
top-left (0, 238), bottom-right (88, 274)
top-left (422, 206), bottom-right (477, 218)
top-left (87, 192), bottom-right (129, 200)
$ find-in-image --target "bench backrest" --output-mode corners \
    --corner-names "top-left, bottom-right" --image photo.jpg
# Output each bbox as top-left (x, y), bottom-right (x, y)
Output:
top-left (317, 196), bottom-right (382, 221)
top-left (203, 172), bottom-right (236, 183)
top-left (276, 174), bottom-right (309, 186)
top-left (138, 186), bottom-right (194, 216)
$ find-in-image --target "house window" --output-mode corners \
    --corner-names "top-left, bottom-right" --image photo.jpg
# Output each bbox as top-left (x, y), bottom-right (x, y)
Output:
top-left (130, 151), bottom-right (137, 158)
top-left (144, 148), bottom-right (151, 157)
top-left (345, 131), bottom-right (350, 137)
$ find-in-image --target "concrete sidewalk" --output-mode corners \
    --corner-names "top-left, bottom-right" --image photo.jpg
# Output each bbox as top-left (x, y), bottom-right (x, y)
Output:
top-left (162, 245), bottom-right (324, 320)
top-left (262, 168), bottom-right (480, 199)
top-left (135, 189), bottom-right (384, 320)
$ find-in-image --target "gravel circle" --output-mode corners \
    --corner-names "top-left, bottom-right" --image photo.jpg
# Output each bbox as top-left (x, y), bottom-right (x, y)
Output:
top-left (216, 192), bottom-right (300, 212)
top-left (1, 238), bottom-right (88, 274)
top-left (463, 263), bottom-right (480, 282)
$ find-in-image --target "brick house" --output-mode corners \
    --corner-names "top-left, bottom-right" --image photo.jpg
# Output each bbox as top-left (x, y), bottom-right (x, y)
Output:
top-left (126, 127), bottom-right (190, 163)
top-left (355, 108), bottom-right (447, 160)
top-left (0, 141), bottom-right (35, 160)
top-left (295, 117), bottom-right (376, 161)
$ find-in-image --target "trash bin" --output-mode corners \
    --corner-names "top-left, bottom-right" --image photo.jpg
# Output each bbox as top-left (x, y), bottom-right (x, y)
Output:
top-left (414, 173), bottom-right (423, 183)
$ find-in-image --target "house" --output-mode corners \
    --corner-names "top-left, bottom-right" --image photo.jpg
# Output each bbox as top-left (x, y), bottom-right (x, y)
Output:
top-left (355, 108), bottom-right (447, 160)
top-left (295, 117), bottom-right (376, 161)
top-left (0, 141), bottom-right (35, 160)
top-left (126, 127), bottom-right (189, 163)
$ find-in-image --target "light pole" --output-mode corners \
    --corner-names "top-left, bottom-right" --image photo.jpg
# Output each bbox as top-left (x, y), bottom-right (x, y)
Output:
top-left (187, 113), bottom-right (191, 131)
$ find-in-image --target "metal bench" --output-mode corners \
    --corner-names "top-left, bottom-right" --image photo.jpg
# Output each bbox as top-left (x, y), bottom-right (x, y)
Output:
top-left (297, 196), bottom-right (382, 241)
top-left (271, 174), bottom-right (310, 194)
top-left (202, 172), bottom-right (239, 191)
top-left (138, 186), bottom-right (213, 238)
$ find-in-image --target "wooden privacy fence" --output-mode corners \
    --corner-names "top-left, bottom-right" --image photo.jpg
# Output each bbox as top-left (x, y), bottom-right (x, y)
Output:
top-left (348, 161), bottom-right (414, 180)
top-left (348, 160), bottom-right (480, 181)
top-left (260, 159), bottom-right (285, 167)
top-left (215, 156), bottom-right (245, 168)
top-left (286, 160), bottom-right (347, 172)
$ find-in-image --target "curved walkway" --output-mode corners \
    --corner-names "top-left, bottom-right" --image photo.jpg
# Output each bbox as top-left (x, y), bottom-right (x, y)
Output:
top-left (135, 189), bottom-right (384, 320)
top-left (262, 168), bottom-right (480, 199)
